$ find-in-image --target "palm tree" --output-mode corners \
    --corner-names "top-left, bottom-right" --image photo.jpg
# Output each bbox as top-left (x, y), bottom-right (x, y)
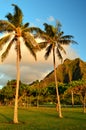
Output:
top-left (0, 4), bottom-right (40, 123)
top-left (36, 22), bottom-right (77, 118)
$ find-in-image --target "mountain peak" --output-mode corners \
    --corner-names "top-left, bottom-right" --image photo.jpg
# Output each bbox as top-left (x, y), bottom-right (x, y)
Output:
top-left (41, 58), bottom-right (86, 87)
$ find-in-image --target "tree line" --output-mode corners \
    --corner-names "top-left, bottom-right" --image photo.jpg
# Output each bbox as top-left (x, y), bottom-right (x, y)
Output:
top-left (0, 79), bottom-right (86, 112)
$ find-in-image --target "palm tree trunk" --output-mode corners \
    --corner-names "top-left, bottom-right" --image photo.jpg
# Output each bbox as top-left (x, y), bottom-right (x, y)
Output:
top-left (13, 39), bottom-right (20, 123)
top-left (53, 47), bottom-right (62, 118)
top-left (71, 90), bottom-right (74, 107)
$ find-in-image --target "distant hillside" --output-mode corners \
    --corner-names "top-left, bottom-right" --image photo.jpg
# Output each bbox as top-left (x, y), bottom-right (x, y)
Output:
top-left (40, 58), bottom-right (86, 87)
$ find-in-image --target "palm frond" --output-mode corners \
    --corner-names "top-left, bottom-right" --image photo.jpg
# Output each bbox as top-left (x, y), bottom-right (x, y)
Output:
top-left (1, 38), bottom-right (14, 62)
top-left (12, 4), bottom-right (23, 26)
top-left (23, 32), bottom-right (41, 60)
top-left (58, 39), bottom-right (78, 45)
top-left (21, 23), bottom-right (29, 30)
top-left (45, 44), bottom-right (53, 59)
top-left (43, 23), bottom-right (55, 37)
top-left (22, 32), bottom-right (40, 50)
top-left (22, 27), bottom-right (43, 38)
top-left (5, 13), bottom-right (13, 23)
top-left (38, 22), bottom-right (78, 63)
top-left (69, 40), bottom-right (78, 44)
top-left (30, 28), bottom-right (53, 43)
top-left (37, 33), bottom-right (53, 43)
top-left (24, 41), bottom-right (37, 60)
top-left (61, 35), bottom-right (74, 39)
top-left (29, 27), bottom-right (43, 33)
top-left (0, 34), bottom-right (11, 50)
top-left (57, 44), bottom-right (66, 54)
top-left (58, 39), bottom-right (67, 44)
top-left (60, 35), bottom-right (78, 44)
top-left (0, 20), bottom-right (16, 33)
top-left (6, 4), bottom-right (23, 27)
top-left (56, 47), bottom-right (63, 60)
top-left (38, 42), bottom-right (48, 49)
top-left (57, 31), bottom-right (64, 38)
top-left (56, 20), bottom-right (62, 32)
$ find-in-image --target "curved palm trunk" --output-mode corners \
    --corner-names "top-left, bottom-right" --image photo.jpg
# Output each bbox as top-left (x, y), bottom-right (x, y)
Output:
top-left (53, 47), bottom-right (62, 118)
top-left (71, 90), bottom-right (74, 107)
top-left (13, 39), bottom-right (20, 123)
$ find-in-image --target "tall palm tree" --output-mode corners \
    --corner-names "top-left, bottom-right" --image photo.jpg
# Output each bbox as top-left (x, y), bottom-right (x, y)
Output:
top-left (0, 4), bottom-right (40, 123)
top-left (36, 22), bottom-right (77, 118)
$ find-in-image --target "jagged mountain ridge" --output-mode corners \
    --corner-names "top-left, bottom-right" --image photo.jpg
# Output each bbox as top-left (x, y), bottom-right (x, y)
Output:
top-left (41, 58), bottom-right (86, 86)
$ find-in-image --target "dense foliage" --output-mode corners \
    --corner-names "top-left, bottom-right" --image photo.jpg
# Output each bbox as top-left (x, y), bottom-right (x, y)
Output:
top-left (0, 78), bottom-right (86, 108)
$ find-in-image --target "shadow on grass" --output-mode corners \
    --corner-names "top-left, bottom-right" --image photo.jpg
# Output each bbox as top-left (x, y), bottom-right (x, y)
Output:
top-left (0, 113), bottom-right (26, 125)
top-left (0, 113), bottom-right (13, 123)
top-left (64, 115), bottom-right (86, 121)
top-left (37, 109), bottom-right (86, 122)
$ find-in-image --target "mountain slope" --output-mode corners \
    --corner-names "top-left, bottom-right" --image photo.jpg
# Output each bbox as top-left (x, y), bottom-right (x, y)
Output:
top-left (41, 58), bottom-right (86, 86)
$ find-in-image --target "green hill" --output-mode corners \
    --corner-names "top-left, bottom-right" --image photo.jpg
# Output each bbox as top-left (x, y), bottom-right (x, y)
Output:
top-left (40, 58), bottom-right (86, 87)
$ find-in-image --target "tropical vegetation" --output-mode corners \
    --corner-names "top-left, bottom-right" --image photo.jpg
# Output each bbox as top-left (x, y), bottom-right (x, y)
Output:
top-left (0, 3), bottom-right (86, 127)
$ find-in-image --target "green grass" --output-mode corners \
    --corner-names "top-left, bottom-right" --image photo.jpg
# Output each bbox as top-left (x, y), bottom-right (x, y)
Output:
top-left (0, 106), bottom-right (86, 130)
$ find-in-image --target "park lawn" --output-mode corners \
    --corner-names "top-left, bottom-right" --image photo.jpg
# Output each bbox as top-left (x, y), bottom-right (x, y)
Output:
top-left (0, 106), bottom-right (86, 130)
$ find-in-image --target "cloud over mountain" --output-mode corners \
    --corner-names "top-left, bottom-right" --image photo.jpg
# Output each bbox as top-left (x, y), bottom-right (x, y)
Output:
top-left (0, 41), bottom-right (78, 88)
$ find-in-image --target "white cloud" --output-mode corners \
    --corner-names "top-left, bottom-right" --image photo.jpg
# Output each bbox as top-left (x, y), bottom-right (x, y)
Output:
top-left (47, 16), bottom-right (55, 22)
top-left (35, 18), bottom-right (41, 22)
top-left (0, 37), bottom-right (79, 88)
top-left (62, 45), bottom-right (79, 60)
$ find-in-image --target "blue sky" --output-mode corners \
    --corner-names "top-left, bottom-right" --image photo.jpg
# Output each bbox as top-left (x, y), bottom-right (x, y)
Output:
top-left (0, 0), bottom-right (86, 61)
top-left (0, 0), bottom-right (86, 87)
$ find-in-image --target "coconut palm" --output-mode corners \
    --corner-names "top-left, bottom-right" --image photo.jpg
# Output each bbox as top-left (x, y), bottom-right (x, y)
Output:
top-left (36, 22), bottom-right (77, 118)
top-left (0, 4), bottom-right (40, 123)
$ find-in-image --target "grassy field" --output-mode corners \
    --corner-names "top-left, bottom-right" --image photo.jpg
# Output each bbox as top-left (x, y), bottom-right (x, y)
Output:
top-left (0, 106), bottom-right (86, 130)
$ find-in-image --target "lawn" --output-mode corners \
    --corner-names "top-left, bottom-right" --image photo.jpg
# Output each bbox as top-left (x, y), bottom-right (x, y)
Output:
top-left (0, 106), bottom-right (86, 130)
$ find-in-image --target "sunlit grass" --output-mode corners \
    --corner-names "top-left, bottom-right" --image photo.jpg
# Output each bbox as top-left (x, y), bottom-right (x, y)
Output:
top-left (0, 106), bottom-right (86, 130)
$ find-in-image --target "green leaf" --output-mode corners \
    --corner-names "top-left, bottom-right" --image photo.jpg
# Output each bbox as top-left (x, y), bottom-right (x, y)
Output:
top-left (0, 34), bottom-right (11, 50)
